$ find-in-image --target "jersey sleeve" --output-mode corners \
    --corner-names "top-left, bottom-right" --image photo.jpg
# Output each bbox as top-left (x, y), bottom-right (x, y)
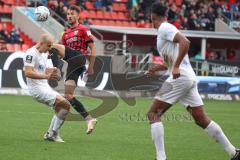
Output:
top-left (24, 50), bottom-right (36, 67)
top-left (159, 23), bottom-right (179, 42)
top-left (83, 28), bottom-right (94, 43)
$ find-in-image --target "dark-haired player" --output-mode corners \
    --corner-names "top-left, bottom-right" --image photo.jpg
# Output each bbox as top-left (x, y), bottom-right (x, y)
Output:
top-left (147, 2), bottom-right (240, 160)
top-left (50, 5), bottom-right (97, 134)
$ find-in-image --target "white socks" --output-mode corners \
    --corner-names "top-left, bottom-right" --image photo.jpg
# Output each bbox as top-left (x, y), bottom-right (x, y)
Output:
top-left (52, 116), bottom-right (64, 132)
top-left (205, 121), bottom-right (236, 157)
top-left (48, 115), bottom-right (57, 132)
top-left (151, 122), bottom-right (166, 160)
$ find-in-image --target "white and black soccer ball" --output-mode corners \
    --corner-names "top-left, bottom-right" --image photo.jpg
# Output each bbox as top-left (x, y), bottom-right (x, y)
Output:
top-left (34, 6), bottom-right (50, 21)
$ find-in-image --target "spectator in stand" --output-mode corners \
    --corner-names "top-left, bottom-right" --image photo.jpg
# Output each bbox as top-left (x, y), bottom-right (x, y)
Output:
top-left (83, 18), bottom-right (93, 27)
top-left (207, 51), bottom-right (217, 60)
top-left (216, 51), bottom-right (225, 60)
top-left (227, 50), bottom-right (237, 61)
top-left (77, 0), bottom-right (87, 10)
top-left (103, 0), bottom-right (113, 12)
top-left (137, 19), bottom-right (147, 28)
top-left (0, 24), bottom-right (11, 43)
top-left (10, 27), bottom-right (24, 44)
top-left (127, 0), bottom-right (139, 20)
top-left (95, 0), bottom-right (103, 9)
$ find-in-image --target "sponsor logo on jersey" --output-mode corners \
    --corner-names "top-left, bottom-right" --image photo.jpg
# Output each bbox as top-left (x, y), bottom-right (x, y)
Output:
top-left (74, 30), bottom-right (78, 35)
top-left (26, 55), bottom-right (33, 63)
top-left (87, 30), bottom-right (92, 36)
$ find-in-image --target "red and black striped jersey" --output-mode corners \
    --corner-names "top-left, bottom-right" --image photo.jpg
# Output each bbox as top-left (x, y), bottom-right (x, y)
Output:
top-left (62, 24), bottom-right (93, 55)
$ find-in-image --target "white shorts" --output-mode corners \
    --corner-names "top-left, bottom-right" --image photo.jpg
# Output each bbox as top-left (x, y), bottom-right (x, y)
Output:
top-left (154, 77), bottom-right (204, 107)
top-left (29, 85), bottom-right (60, 107)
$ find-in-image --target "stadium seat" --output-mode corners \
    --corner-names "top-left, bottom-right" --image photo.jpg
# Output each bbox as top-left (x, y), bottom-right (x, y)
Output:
top-left (88, 10), bottom-right (96, 19)
top-left (119, 3), bottom-right (126, 11)
top-left (6, 43), bottom-right (14, 51)
top-left (108, 20), bottom-right (116, 26)
top-left (118, 12), bottom-right (127, 20)
top-left (122, 21), bottom-right (129, 27)
top-left (21, 44), bottom-right (29, 52)
top-left (103, 12), bottom-right (111, 20)
top-left (101, 20), bottom-right (109, 26)
top-left (115, 21), bottom-right (123, 26)
top-left (92, 20), bottom-right (102, 25)
top-left (2, 5), bottom-right (12, 14)
top-left (112, 3), bottom-right (119, 11)
top-left (14, 44), bottom-right (21, 51)
top-left (86, 2), bottom-right (94, 10)
top-left (96, 10), bottom-right (104, 19)
top-left (129, 21), bottom-right (137, 27)
top-left (111, 12), bottom-right (118, 20)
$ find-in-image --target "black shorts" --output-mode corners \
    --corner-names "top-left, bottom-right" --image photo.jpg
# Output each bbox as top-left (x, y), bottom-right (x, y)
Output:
top-left (64, 47), bottom-right (86, 84)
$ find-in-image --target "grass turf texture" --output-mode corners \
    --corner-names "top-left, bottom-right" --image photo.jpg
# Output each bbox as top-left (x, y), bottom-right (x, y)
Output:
top-left (0, 95), bottom-right (239, 160)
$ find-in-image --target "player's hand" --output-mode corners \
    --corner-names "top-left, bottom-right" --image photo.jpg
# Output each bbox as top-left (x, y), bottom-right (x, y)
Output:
top-left (172, 67), bottom-right (180, 79)
top-left (146, 66), bottom-right (158, 77)
top-left (50, 68), bottom-right (61, 81)
top-left (86, 67), bottom-right (94, 76)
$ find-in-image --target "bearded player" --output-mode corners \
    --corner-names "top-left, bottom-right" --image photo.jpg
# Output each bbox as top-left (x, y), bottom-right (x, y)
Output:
top-left (49, 5), bottom-right (97, 134)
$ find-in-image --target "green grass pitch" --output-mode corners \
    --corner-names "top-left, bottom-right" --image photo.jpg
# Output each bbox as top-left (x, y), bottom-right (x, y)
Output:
top-left (0, 95), bottom-right (239, 160)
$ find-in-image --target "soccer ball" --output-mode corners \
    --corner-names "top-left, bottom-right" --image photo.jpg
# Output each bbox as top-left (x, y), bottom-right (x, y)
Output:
top-left (34, 6), bottom-right (50, 21)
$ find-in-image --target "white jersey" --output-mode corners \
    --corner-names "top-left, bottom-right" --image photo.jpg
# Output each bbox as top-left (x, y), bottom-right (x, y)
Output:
top-left (157, 22), bottom-right (197, 80)
top-left (23, 46), bottom-right (53, 89)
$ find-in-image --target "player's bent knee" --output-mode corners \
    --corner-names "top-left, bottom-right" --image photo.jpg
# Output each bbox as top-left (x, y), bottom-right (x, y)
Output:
top-left (55, 99), bottom-right (71, 112)
top-left (147, 111), bottom-right (161, 123)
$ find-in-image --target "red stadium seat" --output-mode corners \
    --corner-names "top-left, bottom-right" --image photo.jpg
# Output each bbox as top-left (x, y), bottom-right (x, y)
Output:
top-left (89, 10), bottom-right (96, 19)
top-left (96, 10), bottom-right (104, 19)
top-left (115, 21), bottom-right (123, 26)
top-left (118, 12), bottom-right (126, 20)
top-left (122, 21), bottom-right (129, 27)
top-left (14, 44), bottom-right (21, 51)
top-left (111, 12), bottom-right (118, 20)
top-left (2, 5), bottom-right (12, 14)
top-left (103, 12), bottom-right (111, 20)
top-left (21, 44), bottom-right (29, 52)
top-left (119, 3), bottom-right (126, 11)
top-left (112, 3), bottom-right (119, 11)
top-left (129, 21), bottom-right (137, 27)
top-left (6, 44), bottom-right (14, 51)
top-left (101, 20), bottom-right (109, 26)
top-left (108, 20), bottom-right (116, 26)
top-left (92, 20), bottom-right (102, 25)
top-left (86, 2), bottom-right (94, 10)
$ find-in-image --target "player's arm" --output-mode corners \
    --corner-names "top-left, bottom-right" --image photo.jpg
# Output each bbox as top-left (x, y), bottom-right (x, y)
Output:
top-left (87, 42), bottom-right (96, 75)
top-left (24, 66), bottom-right (50, 79)
top-left (172, 32), bottom-right (190, 79)
top-left (147, 64), bottom-right (168, 76)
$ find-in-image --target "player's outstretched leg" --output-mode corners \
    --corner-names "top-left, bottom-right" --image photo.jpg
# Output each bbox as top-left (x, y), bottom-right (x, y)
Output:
top-left (187, 106), bottom-right (239, 159)
top-left (148, 99), bottom-right (171, 160)
top-left (65, 80), bottom-right (97, 134)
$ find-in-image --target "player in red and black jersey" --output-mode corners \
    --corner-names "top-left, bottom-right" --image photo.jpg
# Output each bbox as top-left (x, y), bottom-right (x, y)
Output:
top-left (50, 5), bottom-right (97, 134)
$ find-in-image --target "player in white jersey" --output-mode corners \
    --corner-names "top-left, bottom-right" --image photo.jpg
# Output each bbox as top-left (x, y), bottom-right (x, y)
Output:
top-left (24, 34), bottom-right (71, 142)
top-left (147, 3), bottom-right (239, 160)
